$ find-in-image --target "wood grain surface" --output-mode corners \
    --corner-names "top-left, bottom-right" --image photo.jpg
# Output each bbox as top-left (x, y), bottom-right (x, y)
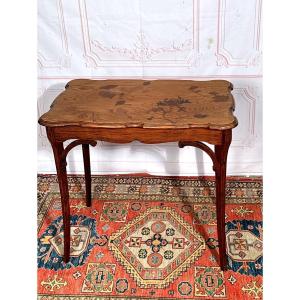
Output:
top-left (38, 79), bottom-right (238, 130)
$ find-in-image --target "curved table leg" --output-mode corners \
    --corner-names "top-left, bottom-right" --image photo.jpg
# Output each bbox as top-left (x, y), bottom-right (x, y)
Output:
top-left (179, 130), bottom-right (232, 271)
top-left (49, 140), bottom-right (70, 263)
top-left (82, 144), bottom-right (92, 207)
top-left (46, 130), bottom-right (97, 263)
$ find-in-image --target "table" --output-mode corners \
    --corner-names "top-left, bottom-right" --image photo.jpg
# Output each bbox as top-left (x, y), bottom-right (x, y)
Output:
top-left (38, 79), bottom-right (238, 270)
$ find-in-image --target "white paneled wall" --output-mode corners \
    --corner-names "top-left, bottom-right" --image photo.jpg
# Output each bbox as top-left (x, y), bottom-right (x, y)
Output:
top-left (37, 0), bottom-right (262, 175)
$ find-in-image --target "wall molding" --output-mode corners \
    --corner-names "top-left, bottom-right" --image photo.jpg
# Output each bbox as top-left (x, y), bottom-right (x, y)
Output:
top-left (232, 87), bottom-right (256, 148)
top-left (38, 75), bottom-right (263, 80)
top-left (78, 0), bottom-right (200, 68)
top-left (38, 0), bottom-right (71, 69)
top-left (216, 0), bottom-right (262, 67)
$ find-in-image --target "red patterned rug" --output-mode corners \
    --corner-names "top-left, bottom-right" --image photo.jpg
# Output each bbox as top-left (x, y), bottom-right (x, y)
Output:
top-left (37, 174), bottom-right (263, 300)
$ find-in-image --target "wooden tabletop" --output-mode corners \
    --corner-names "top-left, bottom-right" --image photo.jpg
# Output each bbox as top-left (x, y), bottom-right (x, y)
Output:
top-left (38, 79), bottom-right (238, 130)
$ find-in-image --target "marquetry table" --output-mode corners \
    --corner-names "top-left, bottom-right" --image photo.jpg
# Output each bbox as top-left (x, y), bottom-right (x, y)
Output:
top-left (38, 79), bottom-right (238, 270)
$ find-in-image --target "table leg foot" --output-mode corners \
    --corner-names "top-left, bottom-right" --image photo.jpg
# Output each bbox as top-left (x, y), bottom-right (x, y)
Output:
top-left (82, 144), bottom-right (92, 207)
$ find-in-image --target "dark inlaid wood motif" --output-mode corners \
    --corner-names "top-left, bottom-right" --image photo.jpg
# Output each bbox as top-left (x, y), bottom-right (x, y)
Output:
top-left (38, 79), bottom-right (237, 130)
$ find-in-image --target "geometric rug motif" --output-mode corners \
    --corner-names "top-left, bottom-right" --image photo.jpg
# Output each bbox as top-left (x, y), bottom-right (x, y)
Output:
top-left (37, 174), bottom-right (263, 300)
top-left (81, 263), bottom-right (116, 293)
top-left (194, 266), bottom-right (226, 297)
top-left (108, 206), bottom-right (206, 288)
top-left (226, 220), bottom-right (263, 276)
top-left (100, 201), bottom-right (129, 222)
top-left (193, 204), bottom-right (217, 225)
top-left (38, 215), bottom-right (98, 270)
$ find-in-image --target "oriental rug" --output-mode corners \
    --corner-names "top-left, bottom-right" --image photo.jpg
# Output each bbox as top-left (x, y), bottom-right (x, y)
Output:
top-left (37, 174), bottom-right (263, 300)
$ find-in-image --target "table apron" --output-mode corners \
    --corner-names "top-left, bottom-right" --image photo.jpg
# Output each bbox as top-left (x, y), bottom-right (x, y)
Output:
top-left (47, 126), bottom-right (224, 145)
